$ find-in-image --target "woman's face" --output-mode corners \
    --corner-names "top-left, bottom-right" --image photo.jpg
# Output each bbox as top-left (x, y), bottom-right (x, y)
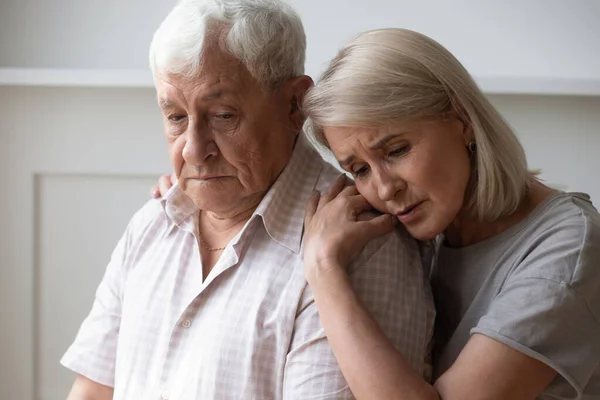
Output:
top-left (323, 117), bottom-right (472, 240)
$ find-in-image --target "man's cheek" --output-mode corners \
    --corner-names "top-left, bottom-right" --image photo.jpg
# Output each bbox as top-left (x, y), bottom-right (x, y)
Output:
top-left (168, 141), bottom-right (186, 178)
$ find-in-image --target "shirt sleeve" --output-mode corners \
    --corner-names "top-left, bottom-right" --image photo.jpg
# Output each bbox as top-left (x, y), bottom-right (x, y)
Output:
top-left (473, 212), bottom-right (600, 399)
top-left (60, 224), bottom-right (131, 387)
top-left (349, 228), bottom-right (435, 380)
top-left (282, 228), bottom-right (435, 398)
top-left (282, 291), bottom-right (354, 399)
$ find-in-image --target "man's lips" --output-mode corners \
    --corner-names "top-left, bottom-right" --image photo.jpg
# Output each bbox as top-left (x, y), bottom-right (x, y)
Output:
top-left (187, 175), bottom-right (228, 180)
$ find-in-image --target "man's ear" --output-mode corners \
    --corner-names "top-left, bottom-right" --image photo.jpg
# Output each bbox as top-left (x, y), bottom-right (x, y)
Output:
top-left (285, 75), bottom-right (314, 131)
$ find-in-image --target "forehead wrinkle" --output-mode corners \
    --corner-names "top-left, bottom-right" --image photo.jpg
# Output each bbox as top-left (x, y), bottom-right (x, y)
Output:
top-left (331, 127), bottom-right (377, 167)
top-left (369, 133), bottom-right (407, 151)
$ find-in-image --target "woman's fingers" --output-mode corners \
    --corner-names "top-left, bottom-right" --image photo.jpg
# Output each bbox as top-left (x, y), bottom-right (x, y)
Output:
top-left (150, 174), bottom-right (176, 198)
top-left (346, 193), bottom-right (372, 215)
top-left (357, 214), bottom-right (394, 238)
top-left (305, 191), bottom-right (321, 226)
top-left (319, 174), bottom-right (348, 208)
top-left (158, 174), bottom-right (174, 197)
top-left (340, 184), bottom-right (359, 197)
top-left (150, 185), bottom-right (161, 198)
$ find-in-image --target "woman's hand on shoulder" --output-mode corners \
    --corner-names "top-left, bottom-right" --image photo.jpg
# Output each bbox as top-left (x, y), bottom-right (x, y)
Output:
top-left (303, 174), bottom-right (394, 285)
top-left (150, 173), bottom-right (176, 198)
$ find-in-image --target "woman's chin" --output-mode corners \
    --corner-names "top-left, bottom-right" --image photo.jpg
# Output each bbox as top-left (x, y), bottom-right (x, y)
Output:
top-left (402, 220), bottom-right (441, 242)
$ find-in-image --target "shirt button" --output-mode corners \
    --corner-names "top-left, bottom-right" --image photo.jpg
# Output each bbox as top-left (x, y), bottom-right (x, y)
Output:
top-left (181, 319), bottom-right (192, 328)
top-left (161, 390), bottom-right (169, 400)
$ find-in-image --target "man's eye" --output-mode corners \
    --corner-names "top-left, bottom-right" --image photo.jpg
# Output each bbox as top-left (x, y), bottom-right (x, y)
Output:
top-left (216, 113), bottom-right (234, 120)
top-left (168, 115), bottom-right (185, 122)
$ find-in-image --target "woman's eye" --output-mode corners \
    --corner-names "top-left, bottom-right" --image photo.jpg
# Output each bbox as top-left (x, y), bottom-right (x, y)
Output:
top-left (352, 165), bottom-right (370, 177)
top-left (389, 145), bottom-right (410, 157)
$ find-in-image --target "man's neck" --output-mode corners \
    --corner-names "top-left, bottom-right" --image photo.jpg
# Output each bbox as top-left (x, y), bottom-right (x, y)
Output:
top-left (203, 206), bottom-right (256, 233)
top-left (202, 192), bottom-right (265, 233)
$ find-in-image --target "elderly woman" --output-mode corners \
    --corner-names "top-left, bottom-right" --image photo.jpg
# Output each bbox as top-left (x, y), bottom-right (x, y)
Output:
top-left (300, 28), bottom-right (600, 400)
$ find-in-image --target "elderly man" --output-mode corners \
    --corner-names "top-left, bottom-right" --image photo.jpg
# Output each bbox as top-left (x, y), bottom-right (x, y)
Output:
top-left (61, 0), bottom-right (434, 399)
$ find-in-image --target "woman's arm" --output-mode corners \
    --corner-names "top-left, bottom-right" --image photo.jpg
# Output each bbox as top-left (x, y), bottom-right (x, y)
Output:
top-left (310, 261), bottom-right (556, 400)
top-left (304, 178), bottom-right (557, 400)
top-left (310, 264), bottom-right (438, 400)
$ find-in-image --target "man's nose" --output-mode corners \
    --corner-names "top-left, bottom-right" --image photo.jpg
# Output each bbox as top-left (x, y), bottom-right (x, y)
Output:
top-left (181, 123), bottom-right (219, 165)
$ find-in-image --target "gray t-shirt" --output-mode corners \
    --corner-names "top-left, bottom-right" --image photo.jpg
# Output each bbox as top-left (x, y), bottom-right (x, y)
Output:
top-left (431, 192), bottom-right (600, 399)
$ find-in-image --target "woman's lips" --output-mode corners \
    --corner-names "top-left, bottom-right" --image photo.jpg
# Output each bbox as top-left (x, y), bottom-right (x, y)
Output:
top-left (395, 201), bottom-right (424, 224)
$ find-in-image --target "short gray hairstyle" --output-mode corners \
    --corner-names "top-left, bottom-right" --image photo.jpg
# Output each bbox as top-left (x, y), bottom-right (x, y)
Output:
top-left (304, 28), bottom-right (534, 221)
top-left (149, 0), bottom-right (306, 88)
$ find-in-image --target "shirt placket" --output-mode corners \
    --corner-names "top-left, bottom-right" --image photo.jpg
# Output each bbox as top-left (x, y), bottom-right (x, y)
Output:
top-left (158, 241), bottom-right (240, 398)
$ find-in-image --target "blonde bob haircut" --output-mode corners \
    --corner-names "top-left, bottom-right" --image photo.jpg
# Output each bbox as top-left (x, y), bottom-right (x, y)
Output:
top-left (303, 28), bottom-right (534, 221)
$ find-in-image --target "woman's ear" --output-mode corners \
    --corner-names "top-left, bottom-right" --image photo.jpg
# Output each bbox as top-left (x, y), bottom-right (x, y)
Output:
top-left (462, 122), bottom-right (474, 146)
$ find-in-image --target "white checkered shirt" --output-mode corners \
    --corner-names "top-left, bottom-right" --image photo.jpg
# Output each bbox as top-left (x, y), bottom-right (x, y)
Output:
top-left (61, 134), bottom-right (435, 399)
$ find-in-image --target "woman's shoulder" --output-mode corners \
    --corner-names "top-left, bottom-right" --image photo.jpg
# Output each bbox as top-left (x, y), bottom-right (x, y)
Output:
top-left (528, 192), bottom-right (600, 258)
top-left (508, 191), bottom-right (599, 248)
top-left (540, 191), bottom-right (599, 225)
top-left (510, 191), bottom-right (600, 301)
top-left (525, 192), bottom-right (600, 233)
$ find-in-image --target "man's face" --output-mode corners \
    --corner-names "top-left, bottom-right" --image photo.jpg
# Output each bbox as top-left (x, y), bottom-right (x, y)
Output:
top-left (156, 46), bottom-right (305, 217)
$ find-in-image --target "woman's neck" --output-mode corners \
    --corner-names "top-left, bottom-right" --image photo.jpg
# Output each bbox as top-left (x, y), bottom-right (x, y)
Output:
top-left (443, 181), bottom-right (555, 248)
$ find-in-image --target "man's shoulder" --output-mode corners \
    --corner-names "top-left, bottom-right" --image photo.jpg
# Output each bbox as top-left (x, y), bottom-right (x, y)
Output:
top-left (314, 157), bottom-right (346, 192)
top-left (125, 198), bottom-right (172, 240)
top-left (348, 223), bottom-right (421, 274)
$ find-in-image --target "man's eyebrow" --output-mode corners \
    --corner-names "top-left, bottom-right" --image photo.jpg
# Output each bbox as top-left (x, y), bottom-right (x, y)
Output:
top-left (337, 133), bottom-right (408, 167)
top-left (202, 89), bottom-right (224, 101)
top-left (159, 98), bottom-right (176, 109)
top-left (159, 89), bottom-right (231, 109)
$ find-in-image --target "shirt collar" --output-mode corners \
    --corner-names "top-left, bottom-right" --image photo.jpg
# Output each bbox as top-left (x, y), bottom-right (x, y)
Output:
top-left (160, 181), bottom-right (198, 234)
top-left (255, 133), bottom-right (324, 253)
top-left (160, 133), bottom-right (324, 253)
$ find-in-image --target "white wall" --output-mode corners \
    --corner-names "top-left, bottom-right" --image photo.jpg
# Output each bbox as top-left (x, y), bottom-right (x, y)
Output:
top-left (299, 0), bottom-right (600, 82)
top-left (489, 94), bottom-right (600, 203)
top-left (1, 0), bottom-right (599, 82)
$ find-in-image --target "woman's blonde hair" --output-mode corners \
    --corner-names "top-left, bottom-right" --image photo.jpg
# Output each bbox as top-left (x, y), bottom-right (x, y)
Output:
top-left (303, 28), bottom-right (534, 221)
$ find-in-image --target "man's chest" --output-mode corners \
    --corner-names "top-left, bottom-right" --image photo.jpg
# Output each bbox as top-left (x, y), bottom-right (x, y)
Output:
top-left (114, 230), bottom-right (307, 398)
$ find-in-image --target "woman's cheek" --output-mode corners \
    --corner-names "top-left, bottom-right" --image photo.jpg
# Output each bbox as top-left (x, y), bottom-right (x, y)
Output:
top-left (356, 181), bottom-right (387, 214)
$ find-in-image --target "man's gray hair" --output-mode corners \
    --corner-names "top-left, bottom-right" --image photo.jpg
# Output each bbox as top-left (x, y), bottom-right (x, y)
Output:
top-left (149, 0), bottom-right (306, 88)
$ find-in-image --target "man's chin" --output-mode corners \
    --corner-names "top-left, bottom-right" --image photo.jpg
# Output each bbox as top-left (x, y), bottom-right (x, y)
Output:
top-left (189, 198), bottom-right (234, 212)
top-left (182, 190), bottom-right (237, 211)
